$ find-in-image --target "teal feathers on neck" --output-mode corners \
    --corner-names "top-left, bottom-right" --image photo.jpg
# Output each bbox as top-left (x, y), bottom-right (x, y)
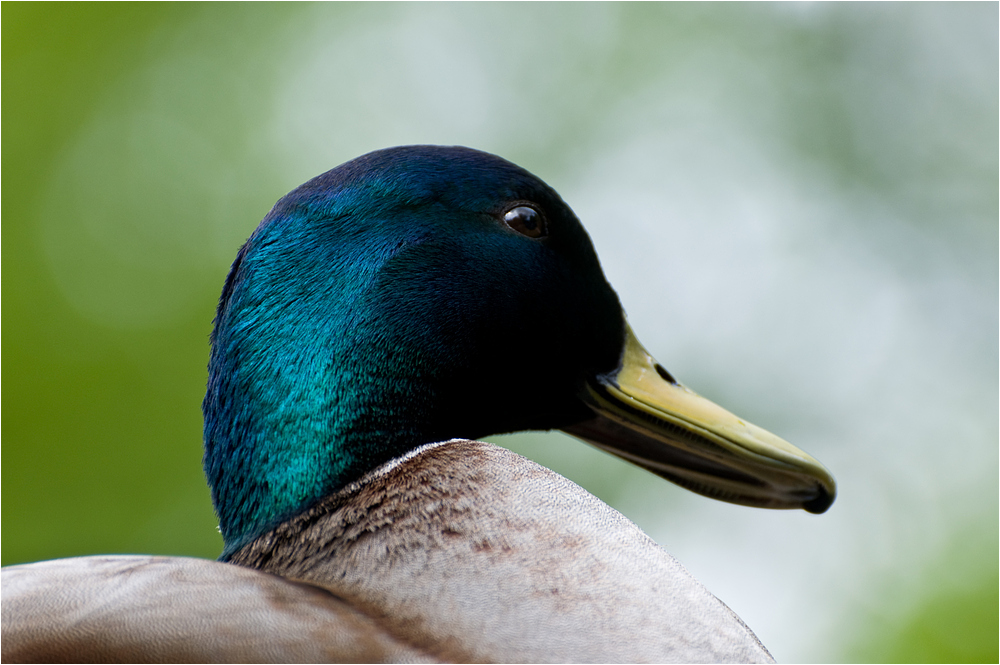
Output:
top-left (203, 146), bottom-right (624, 556)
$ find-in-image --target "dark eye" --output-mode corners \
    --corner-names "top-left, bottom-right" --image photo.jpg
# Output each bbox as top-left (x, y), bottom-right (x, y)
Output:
top-left (503, 205), bottom-right (547, 239)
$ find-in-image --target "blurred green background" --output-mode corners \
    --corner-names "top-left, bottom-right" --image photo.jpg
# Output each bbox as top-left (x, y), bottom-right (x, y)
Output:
top-left (3, 4), bottom-right (996, 662)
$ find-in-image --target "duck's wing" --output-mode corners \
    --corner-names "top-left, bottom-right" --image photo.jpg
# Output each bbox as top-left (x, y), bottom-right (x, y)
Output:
top-left (231, 439), bottom-right (775, 664)
top-left (1, 555), bottom-right (438, 663)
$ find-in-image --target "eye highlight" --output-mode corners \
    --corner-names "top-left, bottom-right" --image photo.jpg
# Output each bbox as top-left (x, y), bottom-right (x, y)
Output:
top-left (503, 205), bottom-right (547, 239)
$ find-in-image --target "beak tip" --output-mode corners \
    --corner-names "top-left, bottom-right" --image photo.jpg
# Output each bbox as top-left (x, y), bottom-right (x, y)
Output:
top-left (803, 485), bottom-right (836, 514)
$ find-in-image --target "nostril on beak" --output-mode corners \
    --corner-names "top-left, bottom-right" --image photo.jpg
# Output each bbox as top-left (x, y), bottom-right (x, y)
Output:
top-left (654, 363), bottom-right (678, 385)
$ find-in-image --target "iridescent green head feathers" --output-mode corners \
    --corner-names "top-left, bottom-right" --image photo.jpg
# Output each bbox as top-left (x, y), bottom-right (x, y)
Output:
top-left (203, 146), bottom-right (625, 554)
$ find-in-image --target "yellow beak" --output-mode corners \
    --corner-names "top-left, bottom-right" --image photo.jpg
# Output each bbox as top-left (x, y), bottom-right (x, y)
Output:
top-left (564, 324), bottom-right (836, 513)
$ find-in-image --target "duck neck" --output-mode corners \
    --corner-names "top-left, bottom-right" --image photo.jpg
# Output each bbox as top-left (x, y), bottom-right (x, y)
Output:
top-left (201, 224), bottom-right (443, 556)
top-left (203, 316), bottom-right (437, 557)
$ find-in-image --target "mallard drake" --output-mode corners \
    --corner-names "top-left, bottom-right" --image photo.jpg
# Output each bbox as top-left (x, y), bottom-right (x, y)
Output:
top-left (1, 146), bottom-right (835, 663)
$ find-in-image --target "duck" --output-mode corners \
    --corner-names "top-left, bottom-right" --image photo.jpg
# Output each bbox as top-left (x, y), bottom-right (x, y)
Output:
top-left (1, 145), bottom-right (836, 663)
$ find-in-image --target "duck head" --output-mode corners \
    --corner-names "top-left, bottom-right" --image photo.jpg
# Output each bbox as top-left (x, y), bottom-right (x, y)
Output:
top-left (204, 145), bottom-right (835, 556)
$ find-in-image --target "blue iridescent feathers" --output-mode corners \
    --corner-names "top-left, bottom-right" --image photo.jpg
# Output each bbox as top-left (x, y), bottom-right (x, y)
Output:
top-left (203, 146), bottom-right (624, 554)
